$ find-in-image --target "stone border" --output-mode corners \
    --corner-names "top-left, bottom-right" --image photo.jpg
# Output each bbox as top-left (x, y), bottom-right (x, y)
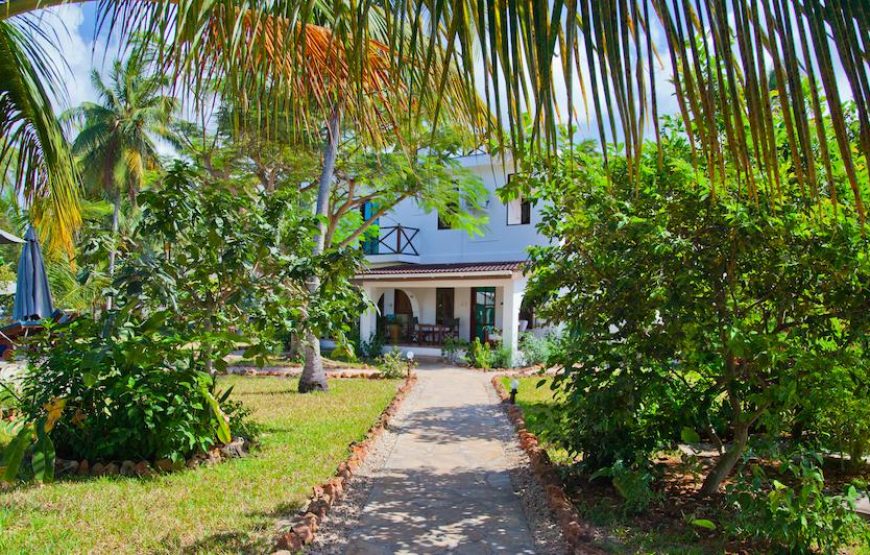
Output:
top-left (225, 368), bottom-right (384, 378)
top-left (51, 437), bottom-right (251, 479)
top-left (491, 376), bottom-right (602, 555)
top-left (273, 373), bottom-right (418, 553)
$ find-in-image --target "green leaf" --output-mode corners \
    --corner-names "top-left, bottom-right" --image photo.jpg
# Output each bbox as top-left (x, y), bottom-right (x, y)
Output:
top-left (2, 424), bottom-right (33, 482)
top-left (680, 427), bottom-right (701, 444)
top-left (31, 421), bottom-right (56, 483)
top-left (202, 387), bottom-right (232, 444)
top-left (691, 518), bottom-right (716, 530)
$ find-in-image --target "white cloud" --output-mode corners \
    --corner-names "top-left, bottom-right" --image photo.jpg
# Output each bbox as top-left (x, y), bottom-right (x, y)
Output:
top-left (29, 4), bottom-right (125, 114)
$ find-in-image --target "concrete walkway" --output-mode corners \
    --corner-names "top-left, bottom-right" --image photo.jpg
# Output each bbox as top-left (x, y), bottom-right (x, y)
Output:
top-left (342, 365), bottom-right (551, 555)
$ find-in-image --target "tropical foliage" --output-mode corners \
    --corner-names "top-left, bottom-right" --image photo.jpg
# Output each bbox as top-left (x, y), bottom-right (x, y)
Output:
top-left (62, 50), bottom-right (177, 309)
top-left (521, 128), bottom-right (869, 493)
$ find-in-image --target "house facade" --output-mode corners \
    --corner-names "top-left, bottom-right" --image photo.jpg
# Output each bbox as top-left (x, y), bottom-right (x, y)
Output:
top-left (353, 153), bottom-right (548, 359)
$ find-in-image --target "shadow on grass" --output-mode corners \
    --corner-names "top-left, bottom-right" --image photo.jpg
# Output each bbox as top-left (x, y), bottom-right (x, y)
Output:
top-left (234, 388), bottom-right (300, 397)
top-left (173, 500), bottom-right (306, 554)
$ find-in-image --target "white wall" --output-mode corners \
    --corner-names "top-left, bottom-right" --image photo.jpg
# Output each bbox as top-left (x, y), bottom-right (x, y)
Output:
top-left (370, 153), bottom-right (548, 264)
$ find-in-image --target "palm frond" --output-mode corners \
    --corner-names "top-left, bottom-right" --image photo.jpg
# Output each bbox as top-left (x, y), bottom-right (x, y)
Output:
top-left (0, 15), bottom-right (80, 255)
top-left (1, 0), bottom-right (868, 216)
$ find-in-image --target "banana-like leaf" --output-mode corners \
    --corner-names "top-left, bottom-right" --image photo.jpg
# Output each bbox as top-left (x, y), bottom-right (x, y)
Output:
top-left (2, 423), bottom-right (32, 482)
top-left (202, 386), bottom-right (232, 445)
top-left (31, 419), bottom-right (55, 483)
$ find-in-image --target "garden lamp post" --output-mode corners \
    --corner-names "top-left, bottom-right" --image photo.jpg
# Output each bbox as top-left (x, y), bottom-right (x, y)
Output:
top-left (510, 379), bottom-right (519, 404)
top-left (405, 350), bottom-right (415, 378)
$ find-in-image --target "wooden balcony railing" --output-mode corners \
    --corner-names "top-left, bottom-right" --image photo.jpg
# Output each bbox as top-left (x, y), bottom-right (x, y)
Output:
top-left (363, 224), bottom-right (420, 256)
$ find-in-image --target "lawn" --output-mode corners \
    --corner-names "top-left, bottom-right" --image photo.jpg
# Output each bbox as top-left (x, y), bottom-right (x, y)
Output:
top-left (0, 376), bottom-right (400, 554)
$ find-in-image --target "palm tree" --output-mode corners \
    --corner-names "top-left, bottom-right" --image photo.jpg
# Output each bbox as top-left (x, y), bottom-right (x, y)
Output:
top-left (0, 15), bottom-right (80, 256)
top-left (64, 53), bottom-right (176, 307)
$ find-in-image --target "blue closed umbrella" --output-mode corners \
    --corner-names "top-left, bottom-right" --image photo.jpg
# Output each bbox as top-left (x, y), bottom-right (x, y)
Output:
top-left (13, 227), bottom-right (54, 322)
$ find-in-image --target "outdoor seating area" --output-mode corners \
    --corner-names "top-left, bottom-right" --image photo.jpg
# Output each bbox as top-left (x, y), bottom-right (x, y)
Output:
top-left (379, 316), bottom-right (459, 346)
top-left (414, 320), bottom-right (459, 345)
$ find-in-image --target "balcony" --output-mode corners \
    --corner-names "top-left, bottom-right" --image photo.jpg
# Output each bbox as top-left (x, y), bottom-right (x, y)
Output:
top-left (363, 224), bottom-right (420, 263)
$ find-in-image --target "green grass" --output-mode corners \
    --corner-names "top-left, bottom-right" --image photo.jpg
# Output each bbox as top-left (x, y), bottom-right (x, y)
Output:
top-left (502, 376), bottom-right (571, 463)
top-left (0, 376), bottom-right (400, 554)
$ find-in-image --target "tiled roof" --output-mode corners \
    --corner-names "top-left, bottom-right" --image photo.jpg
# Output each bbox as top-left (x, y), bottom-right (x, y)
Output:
top-left (358, 260), bottom-right (526, 277)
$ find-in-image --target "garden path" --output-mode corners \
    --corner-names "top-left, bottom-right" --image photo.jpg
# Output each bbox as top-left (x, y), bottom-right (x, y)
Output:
top-left (338, 363), bottom-right (555, 555)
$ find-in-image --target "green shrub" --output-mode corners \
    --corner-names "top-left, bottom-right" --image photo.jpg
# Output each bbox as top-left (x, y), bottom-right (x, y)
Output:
top-left (726, 453), bottom-right (869, 553)
top-left (378, 349), bottom-right (407, 378)
top-left (329, 335), bottom-right (358, 362)
top-left (16, 315), bottom-right (245, 465)
top-left (522, 135), bottom-right (870, 491)
top-left (519, 332), bottom-right (555, 366)
top-left (442, 337), bottom-right (469, 365)
top-left (359, 333), bottom-right (386, 361)
top-left (591, 460), bottom-right (658, 514)
top-left (467, 338), bottom-right (492, 370)
top-left (490, 345), bottom-right (513, 369)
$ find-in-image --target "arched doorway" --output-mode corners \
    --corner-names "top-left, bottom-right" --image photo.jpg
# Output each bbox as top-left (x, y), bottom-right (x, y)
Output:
top-left (377, 289), bottom-right (415, 343)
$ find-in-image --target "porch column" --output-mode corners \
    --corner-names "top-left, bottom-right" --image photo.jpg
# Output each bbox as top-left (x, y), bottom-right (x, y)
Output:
top-left (501, 277), bottom-right (527, 361)
top-left (360, 284), bottom-right (379, 342)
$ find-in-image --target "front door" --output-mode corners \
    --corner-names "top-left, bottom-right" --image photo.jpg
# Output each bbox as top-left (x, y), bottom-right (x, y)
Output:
top-left (470, 287), bottom-right (496, 341)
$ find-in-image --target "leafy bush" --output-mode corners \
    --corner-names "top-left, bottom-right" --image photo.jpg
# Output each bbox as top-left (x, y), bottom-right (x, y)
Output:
top-left (441, 337), bottom-right (469, 365)
top-left (17, 315), bottom-right (237, 464)
top-left (329, 333), bottom-right (358, 362)
top-left (726, 454), bottom-right (869, 553)
top-left (519, 332), bottom-right (555, 366)
top-left (490, 345), bottom-right (514, 369)
top-left (521, 136), bottom-right (870, 491)
top-left (467, 338), bottom-right (492, 370)
top-left (358, 333), bottom-right (386, 361)
top-left (591, 461), bottom-right (658, 514)
top-left (378, 349), bottom-right (408, 379)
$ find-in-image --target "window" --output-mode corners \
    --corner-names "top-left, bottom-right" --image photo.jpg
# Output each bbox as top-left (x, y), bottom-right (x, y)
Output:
top-left (437, 200), bottom-right (459, 229)
top-left (506, 173), bottom-right (531, 225)
top-left (360, 201), bottom-right (379, 254)
top-left (507, 196), bottom-right (531, 225)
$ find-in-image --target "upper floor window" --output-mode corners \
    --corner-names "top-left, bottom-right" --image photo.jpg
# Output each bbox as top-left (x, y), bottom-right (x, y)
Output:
top-left (437, 192), bottom-right (459, 229)
top-left (506, 196), bottom-right (531, 225)
top-left (437, 210), bottom-right (454, 230)
top-left (361, 201), bottom-right (379, 254)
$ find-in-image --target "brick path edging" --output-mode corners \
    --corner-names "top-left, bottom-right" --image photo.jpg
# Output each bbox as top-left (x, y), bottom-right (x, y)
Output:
top-left (491, 376), bottom-right (603, 555)
top-left (272, 373), bottom-right (418, 553)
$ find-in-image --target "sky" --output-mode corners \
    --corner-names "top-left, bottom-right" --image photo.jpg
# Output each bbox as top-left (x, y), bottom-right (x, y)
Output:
top-left (36, 3), bottom-right (122, 112)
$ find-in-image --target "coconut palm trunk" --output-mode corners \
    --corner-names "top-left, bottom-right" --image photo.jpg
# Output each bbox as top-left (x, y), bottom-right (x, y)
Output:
top-left (105, 188), bottom-right (121, 310)
top-left (298, 105), bottom-right (341, 393)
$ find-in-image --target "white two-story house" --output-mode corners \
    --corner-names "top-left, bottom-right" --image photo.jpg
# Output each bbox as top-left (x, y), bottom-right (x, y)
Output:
top-left (353, 153), bottom-right (548, 360)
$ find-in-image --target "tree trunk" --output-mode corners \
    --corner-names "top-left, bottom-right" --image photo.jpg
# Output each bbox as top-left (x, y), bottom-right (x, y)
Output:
top-left (699, 421), bottom-right (750, 496)
top-left (298, 105), bottom-right (341, 393)
top-left (106, 189), bottom-right (121, 310)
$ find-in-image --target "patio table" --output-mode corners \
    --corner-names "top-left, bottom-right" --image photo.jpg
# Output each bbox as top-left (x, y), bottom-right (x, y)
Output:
top-left (415, 324), bottom-right (453, 345)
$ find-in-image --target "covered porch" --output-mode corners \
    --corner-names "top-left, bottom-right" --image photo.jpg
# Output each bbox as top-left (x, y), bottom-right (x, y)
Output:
top-left (355, 261), bottom-right (530, 358)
